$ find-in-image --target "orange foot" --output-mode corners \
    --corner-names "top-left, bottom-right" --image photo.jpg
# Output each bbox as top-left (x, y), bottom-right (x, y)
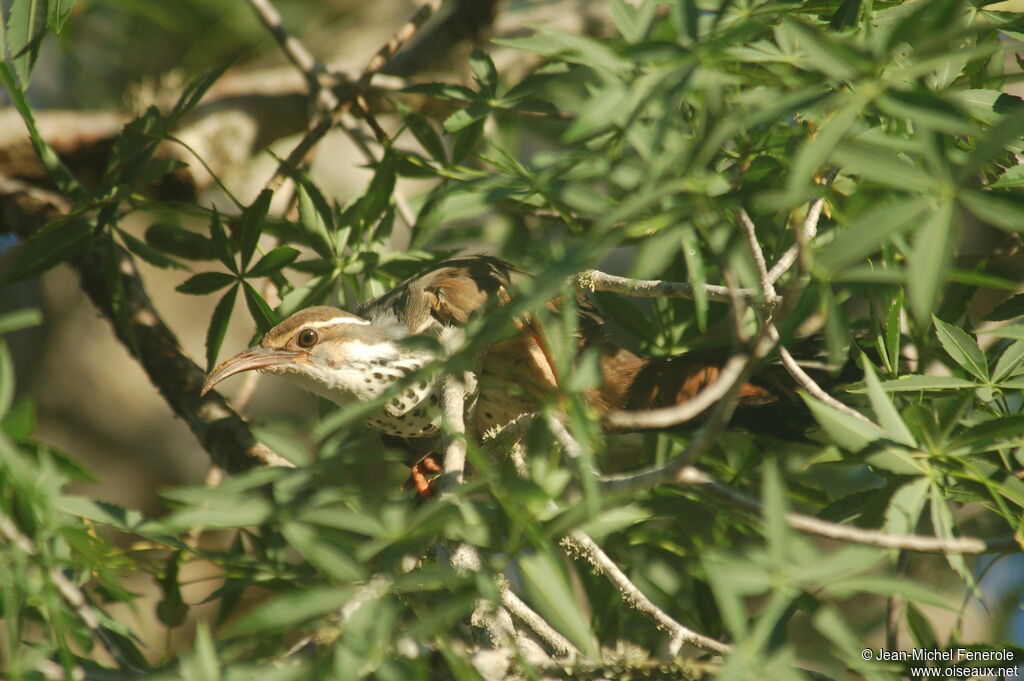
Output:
top-left (404, 455), bottom-right (442, 497)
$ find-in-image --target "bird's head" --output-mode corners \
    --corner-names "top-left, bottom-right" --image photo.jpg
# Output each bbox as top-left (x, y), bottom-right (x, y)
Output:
top-left (202, 306), bottom-right (416, 404)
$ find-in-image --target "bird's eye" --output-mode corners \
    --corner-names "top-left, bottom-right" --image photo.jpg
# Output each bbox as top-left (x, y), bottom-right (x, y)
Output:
top-left (297, 329), bottom-right (318, 348)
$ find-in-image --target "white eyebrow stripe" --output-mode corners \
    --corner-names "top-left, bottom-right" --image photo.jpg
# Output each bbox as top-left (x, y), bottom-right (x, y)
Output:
top-left (302, 317), bottom-right (371, 329)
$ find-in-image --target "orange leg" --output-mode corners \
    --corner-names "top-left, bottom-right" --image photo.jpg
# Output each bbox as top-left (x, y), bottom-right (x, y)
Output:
top-left (403, 455), bottom-right (442, 497)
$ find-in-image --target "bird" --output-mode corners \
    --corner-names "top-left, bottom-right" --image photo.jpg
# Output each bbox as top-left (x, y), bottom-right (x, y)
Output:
top-left (201, 256), bottom-right (809, 488)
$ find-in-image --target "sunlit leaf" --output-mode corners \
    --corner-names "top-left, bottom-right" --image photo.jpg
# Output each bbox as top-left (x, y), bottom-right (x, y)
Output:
top-left (933, 315), bottom-right (988, 381)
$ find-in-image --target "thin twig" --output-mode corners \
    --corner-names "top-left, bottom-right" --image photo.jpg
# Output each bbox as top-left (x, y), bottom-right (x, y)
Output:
top-left (739, 207), bottom-right (877, 426)
top-left (736, 207), bottom-right (779, 304)
top-left (267, 0), bottom-right (442, 191)
top-left (602, 352), bottom-right (752, 431)
top-left (499, 578), bottom-right (580, 658)
top-left (573, 269), bottom-right (758, 304)
top-left (670, 467), bottom-right (1018, 555)
top-left (246, 0), bottom-right (325, 97)
top-left (768, 168), bottom-right (839, 283)
top-left (774, 329), bottom-right (877, 426)
top-left (563, 532), bottom-right (731, 656)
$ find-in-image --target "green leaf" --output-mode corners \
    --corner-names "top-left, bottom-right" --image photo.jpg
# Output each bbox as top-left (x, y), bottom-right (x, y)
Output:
top-left (519, 549), bottom-right (599, 657)
top-left (878, 375), bottom-right (976, 391)
top-left (353, 152), bottom-right (396, 230)
top-left (5, 0), bottom-right (46, 86)
top-left (167, 60), bottom-right (234, 129)
top-left (906, 603), bottom-right (938, 650)
top-left (680, 226), bottom-right (707, 330)
top-left (959, 189), bottom-right (1024, 233)
top-left (117, 228), bottom-right (186, 270)
top-left (238, 189), bottom-right (272, 270)
top-left (826, 575), bottom-right (953, 610)
top-left (401, 109), bottom-right (447, 165)
top-left (993, 341), bottom-right (1024, 384)
top-left (282, 522), bottom-right (366, 583)
top-left (0, 308), bottom-right (42, 336)
top-left (929, 483), bottom-right (969, 582)
top-left (876, 90), bottom-right (972, 135)
top-left (191, 622), bottom-right (221, 681)
top-left (401, 82), bottom-right (478, 102)
top-left (610, 0), bottom-right (658, 43)
top-left (1, 218), bottom-right (94, 283)
top-left (0, 63), bottom-right (83, 198)
top-left (247, 246), bottom-right (299, 278)
top-left (0, 341), bottom-right (12, 420)
top-left (46, 0), bottom-right (76, 32)
top-left (451, 117), bottom-right (486, 165)
top-left (242, 281), bottom-right (278, 333)
top-left (984, 293), bottom-right (1024, 322)
top-left (949, 416), bottom-right (1024, 451)
top-left (801, 393), bottom-right (879, 452)
top-left (296, 179), bottom-right (334, 258)
top-left (783, 18), bottom-right (865, 80)
top-left (815, 198), bottom-right (927, 275)
top-left (206, 285), bottom-right (238, 372)
top-left (176, 271), bottom-right (236, 296)
top-left (908, 201), bottom-right (954, 323)
top-left (862, 361), bottom-right (915, 447)
top-left (145, 223), bottom-right (217, 260)
top-left (979, 323), bottom-right (1024, 341)
top-left (884, 289), bottom-right (903, 377)
top-left (162, 493), bottom-right (272, 532)
top-left (468, 48), bottom-right (497, 97)
top-left (209, 208), bottom-right (237, 274)
top-left (830, 0), bottom-right (862, 29)
top-left (762, 459), bottom-right (789, 571)
top-left (226, 586), bottom-right (354, 637)
top-left (831, 142), bottom-right (936, 192)
top-left (933, 315), bottom-right (988, 381)
top-left (992, 164), bottom-right (1024, 189)
top-left (884, 476), bottom-right (929, 535)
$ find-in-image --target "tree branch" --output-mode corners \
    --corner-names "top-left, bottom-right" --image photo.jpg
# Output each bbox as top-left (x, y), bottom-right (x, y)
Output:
top-left (0, 178), bottom-right (290, 473)
top-left (563, 532), bottom-right (731, 655)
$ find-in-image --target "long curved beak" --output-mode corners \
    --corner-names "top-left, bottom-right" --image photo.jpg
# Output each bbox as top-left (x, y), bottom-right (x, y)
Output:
top-left (202, 346), bottom-right (303, 396)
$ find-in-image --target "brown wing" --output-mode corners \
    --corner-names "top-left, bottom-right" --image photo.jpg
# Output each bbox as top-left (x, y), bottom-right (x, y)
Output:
top-left (359, 256), bottom-right (519, 334)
